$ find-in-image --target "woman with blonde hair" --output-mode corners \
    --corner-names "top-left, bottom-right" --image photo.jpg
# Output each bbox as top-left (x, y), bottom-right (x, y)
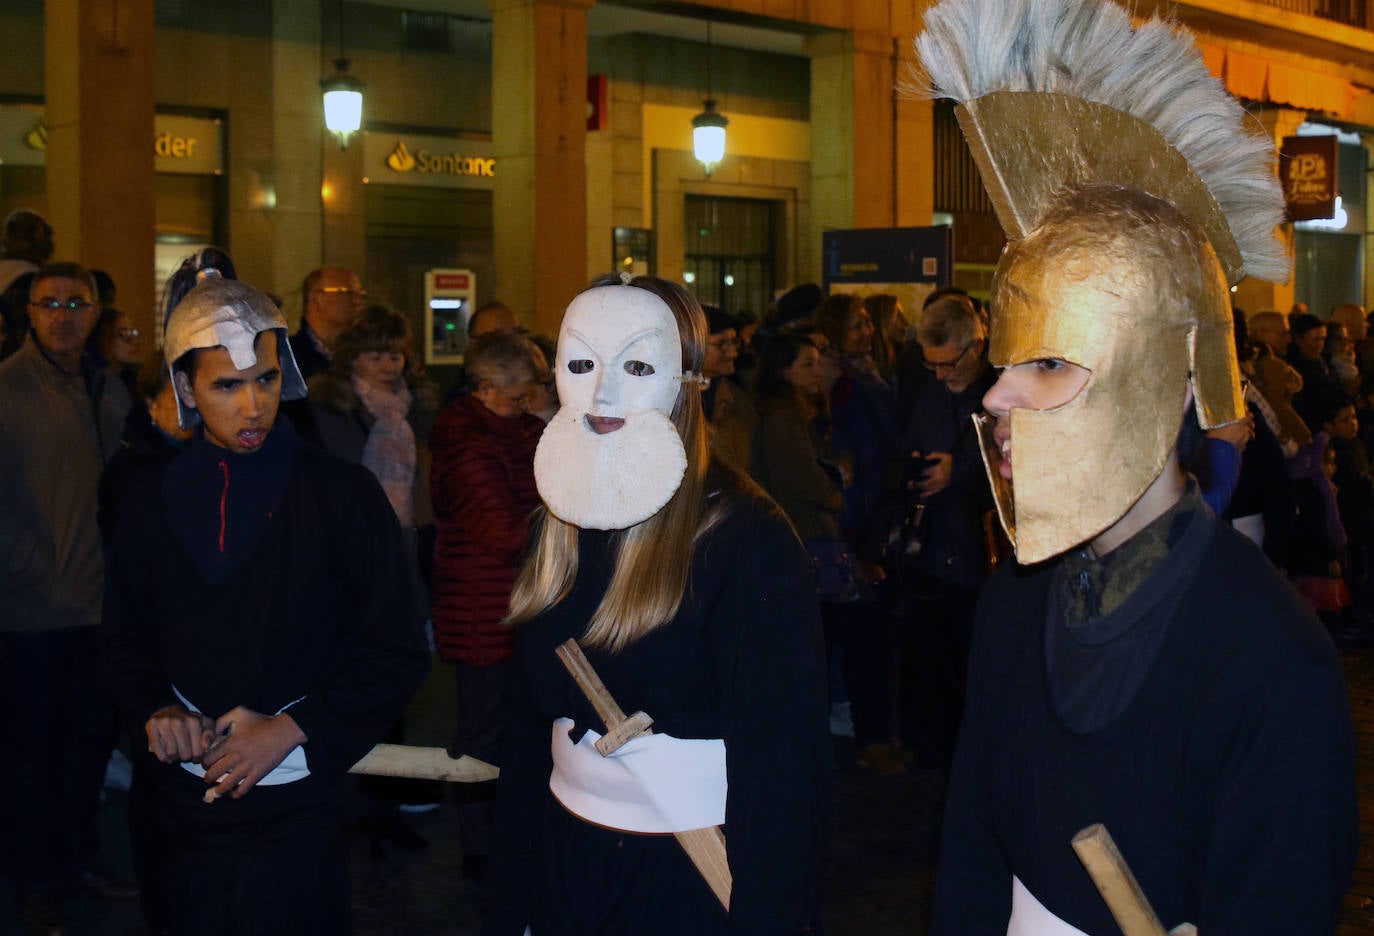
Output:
top-left (484, 274), bottom-right (829, 936)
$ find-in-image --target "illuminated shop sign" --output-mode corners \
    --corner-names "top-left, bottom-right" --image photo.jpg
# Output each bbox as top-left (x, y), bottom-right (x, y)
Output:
top-left (1280, 134), bottom-right (1338, 223)
top-left (364, 132), bottom-right (495, 190)
top-left (385, 140), bottom-right (494, 178)
top-left (0, 105), bottom-right (223, 175)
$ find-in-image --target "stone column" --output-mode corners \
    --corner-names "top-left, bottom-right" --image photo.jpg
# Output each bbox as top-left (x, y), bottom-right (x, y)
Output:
top-left (45, 0), bottom-right (156, 335)
top-left (487, 0), bottom-right (594, 336)
top-left (268, 0), bottom-right (325, 306)
top-left (807, 29), bottom-right (898, 261)
top-left (894, 41), bottom-right (934, 228)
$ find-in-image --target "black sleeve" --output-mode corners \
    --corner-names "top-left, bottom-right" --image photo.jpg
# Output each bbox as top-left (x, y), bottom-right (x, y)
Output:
top-left (928, 576), bottom-right (1013, 935)
top-left (715, 508), bottom-right (831, 935)
top-left (284, 467), bottom-right (431, 778)
top-left (1192, 634), bottom-right (1358, 932)
top-left (481, 657), bottom-right (549, 936)
top-left (102, 500), bottom-right (180, 736)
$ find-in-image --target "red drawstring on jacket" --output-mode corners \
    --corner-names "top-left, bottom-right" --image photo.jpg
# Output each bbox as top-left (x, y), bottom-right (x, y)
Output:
top-left (217, 459), bottom-right (229, 552)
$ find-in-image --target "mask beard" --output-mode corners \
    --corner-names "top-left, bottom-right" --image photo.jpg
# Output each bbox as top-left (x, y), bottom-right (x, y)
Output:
top-left (534, 407), bottom-right (688, 530)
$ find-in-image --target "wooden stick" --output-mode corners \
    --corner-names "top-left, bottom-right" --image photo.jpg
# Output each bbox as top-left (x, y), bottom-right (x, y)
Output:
top-left (677, 825), bottom-right (733, 910)
top-left (556, 638), bottom-right (733, 910)
top-left (555, 640), bottom-right (630, 728)
top-left (203, 746), bottom-right (499, 803)
top-left (1072, 823), bottom-right (1195, 936)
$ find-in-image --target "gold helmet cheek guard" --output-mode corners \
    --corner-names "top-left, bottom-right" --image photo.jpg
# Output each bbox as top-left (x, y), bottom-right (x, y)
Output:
top-left (977, 196), bottom-right (1245, 564)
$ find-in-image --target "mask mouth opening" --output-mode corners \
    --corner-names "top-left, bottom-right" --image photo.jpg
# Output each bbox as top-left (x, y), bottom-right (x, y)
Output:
top-left (585, 415), bottom-right (626, 435)
top-left (973, 411), bottom-right (1016, 547)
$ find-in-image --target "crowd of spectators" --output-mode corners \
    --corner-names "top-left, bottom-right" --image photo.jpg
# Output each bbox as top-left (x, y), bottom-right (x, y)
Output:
top-left (1225, 302), bottom-right (1374, 642)
top-left (3, 194), bottom-right (1371, 931)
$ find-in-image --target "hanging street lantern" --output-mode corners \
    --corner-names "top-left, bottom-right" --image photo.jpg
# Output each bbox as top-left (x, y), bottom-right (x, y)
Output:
top-left (321, 57), bottom-right (364, 149)
top-left (692, 99), bottom-right (729, 176)
top-left (692, 20), bottom-right (728, 177)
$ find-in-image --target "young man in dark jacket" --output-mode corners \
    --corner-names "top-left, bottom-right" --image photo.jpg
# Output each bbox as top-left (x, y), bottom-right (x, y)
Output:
top-left (104, 277), bottom-right (429, 933)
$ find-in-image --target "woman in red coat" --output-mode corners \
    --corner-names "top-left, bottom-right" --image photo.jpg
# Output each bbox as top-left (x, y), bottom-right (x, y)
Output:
top-left (429, 328), bottom-right (551, 877)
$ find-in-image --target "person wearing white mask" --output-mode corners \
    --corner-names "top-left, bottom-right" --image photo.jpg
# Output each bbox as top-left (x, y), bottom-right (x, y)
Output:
top-left (483, 274), bottom-right (829, 935)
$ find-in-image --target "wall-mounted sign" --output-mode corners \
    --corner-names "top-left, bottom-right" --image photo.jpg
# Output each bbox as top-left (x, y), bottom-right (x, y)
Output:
top-left (1281, 134), bottom-right (1338, 222)
top-left (823, 225), bottom-right (954, 315)
top-left (364, 132), bottom-right (495, 191)
top-left (0, 104), bottom-right (223, 175)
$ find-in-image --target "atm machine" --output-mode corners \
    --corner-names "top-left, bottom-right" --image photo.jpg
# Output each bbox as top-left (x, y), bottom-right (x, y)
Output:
top-left (423, 268), bottom-right (477, 365)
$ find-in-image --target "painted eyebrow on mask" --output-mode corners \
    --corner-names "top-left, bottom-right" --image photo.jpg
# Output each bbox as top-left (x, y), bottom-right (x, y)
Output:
top-left (566, 326), bottom-right (665, 360)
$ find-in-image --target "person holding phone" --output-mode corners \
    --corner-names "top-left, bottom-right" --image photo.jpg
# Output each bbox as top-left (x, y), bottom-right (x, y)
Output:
top-left (894, 294), bottom-right (996, 768)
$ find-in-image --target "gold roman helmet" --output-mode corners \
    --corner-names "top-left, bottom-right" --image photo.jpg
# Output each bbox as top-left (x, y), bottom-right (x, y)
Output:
top-left (915, 0), bottom-right (1290, 563)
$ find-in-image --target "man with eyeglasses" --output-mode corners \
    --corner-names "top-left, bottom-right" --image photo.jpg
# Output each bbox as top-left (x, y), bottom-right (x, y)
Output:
top-left (892, 294), bottom-right (996, 768)
top-left (0, 261), bottom-right (133, 933)
top-left (291, 266), bottom-right (368, 382)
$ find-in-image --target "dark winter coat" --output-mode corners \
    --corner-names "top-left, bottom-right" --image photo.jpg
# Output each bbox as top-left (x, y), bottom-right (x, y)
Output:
top-left (97, 403), bottom-right (190, 545)
top-left (429, 393), bottom-right (544, 666)
top-left (751, 391), bottom-right (842, 541)
top-left (706, 377), bottom-right (759, 473)
top-left (899, 366), bottom-right (997, 587)
top-left (830, 358), bottom-right (902, 536)
top-left (0, 340), bottom-right (131, 632)
top-left (288, 325), bottom-right (332, 384)
top-left (103, 422), bottom-right (430, 819)
top-left (931, 511), bottom-right (1356, 934)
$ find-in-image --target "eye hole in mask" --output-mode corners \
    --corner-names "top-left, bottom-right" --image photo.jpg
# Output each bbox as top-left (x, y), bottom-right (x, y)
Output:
top-left (568, 360), bottom-right (594, 374)
top-left (624, 360), bottom-right (655, 377)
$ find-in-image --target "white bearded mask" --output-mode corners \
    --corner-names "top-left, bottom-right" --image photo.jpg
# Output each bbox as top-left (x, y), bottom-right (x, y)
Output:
top-left (534, 285), bottom-right (690, 530)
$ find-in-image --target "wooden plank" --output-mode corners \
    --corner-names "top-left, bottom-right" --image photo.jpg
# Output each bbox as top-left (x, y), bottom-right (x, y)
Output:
top-left (350, 744), bottom-right (499, 783)
top-left (204, 745), bottom-right (498, 802)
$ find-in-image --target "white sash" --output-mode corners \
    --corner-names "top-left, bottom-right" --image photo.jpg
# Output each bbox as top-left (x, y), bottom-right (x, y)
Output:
top-left (548, 717), bottom-right (727, 833)
top-left (1008, 875), bottom-right (1089, 936)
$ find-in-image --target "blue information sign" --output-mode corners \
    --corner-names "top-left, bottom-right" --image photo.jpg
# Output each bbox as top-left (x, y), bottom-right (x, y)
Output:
top-left (822, 226), bottom-right (952, 290)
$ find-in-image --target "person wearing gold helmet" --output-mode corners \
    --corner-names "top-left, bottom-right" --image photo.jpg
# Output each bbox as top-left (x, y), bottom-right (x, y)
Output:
top-left (915, 0), bottom-right (1358, 932)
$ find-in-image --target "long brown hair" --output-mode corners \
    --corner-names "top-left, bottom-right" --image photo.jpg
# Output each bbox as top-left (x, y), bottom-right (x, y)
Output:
top-left (506, 275), bottom-right (733, 652)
